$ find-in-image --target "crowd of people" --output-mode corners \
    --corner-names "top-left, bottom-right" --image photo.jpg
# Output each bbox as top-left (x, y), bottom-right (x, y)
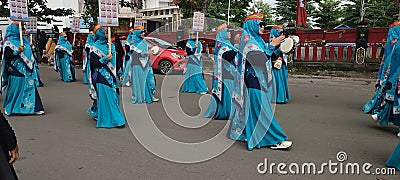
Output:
top-left (0, 12), bottom-right (399, 178)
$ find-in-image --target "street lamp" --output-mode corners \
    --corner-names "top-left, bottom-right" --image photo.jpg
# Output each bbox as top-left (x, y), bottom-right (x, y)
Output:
top-left (228, 0), bottom-right (231, 25)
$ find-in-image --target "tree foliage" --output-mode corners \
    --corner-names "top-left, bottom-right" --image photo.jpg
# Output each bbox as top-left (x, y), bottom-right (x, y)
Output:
top-left (342, 0), bottom-right (399, 28)
top-left (311, 0), bottom-right (342, 29)
top-left (82, 0), bottom-right (136, 29)
top-left (176, 0), bottom-right (250, 27)
top-left (0, 0), bottom-right (74, 23)
top-left (247, 0), bottom-right (274, 25)
top-left (274, 0), bottom-right (316, 27)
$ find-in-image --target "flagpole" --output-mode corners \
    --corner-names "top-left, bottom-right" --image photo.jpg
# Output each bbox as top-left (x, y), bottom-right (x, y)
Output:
top-left (228, 0), bottom-right (231, 25)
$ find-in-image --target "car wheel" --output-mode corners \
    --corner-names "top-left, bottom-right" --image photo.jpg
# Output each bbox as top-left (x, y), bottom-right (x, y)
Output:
top-left (159, 60), bottom-right (173, 75)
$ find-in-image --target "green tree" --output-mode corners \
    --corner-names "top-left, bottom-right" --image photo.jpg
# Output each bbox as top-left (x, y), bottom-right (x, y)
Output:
top-left (274, 0), bottom-right (316, 27)
top-left (342, 0), bottom-right (399, 27)
top-left (0, 0), bottom-right (74, 23)
top-left (82, 0), bottom-right (136, 29)
top-left (177, 0), bottom-right (250, 27)
top-left (312, 0), bottom-right (341, 29)
top-left (247, 0), bottom-right (274, 25)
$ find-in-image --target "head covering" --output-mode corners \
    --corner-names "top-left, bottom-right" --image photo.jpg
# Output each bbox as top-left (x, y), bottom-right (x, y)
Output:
top-left (133, 29), bottom-right (148, 52)
top-left (57, 33), bottom-right (72, 52)
top-left (240, 19), bottom-right (268, 52)
top-left (3, 23), bottom-right (34, 69)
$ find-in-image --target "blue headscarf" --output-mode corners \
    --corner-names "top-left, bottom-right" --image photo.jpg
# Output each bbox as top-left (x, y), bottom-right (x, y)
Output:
top-left (3, 23), bottom-right (34, 65)
top-left (186, 32), bottom-right (201, 54)
top-left (57, 34), bottom-right (72, 52)
top-left (215, 28), bottom-right (234, 49)
top-left (269, 28), bottom-right (282, 56)
top-left (240, 20), bottom-right (268, 53)
top-left (126, 31), bottom-right (134, 45)
top-left (86, 33), bottom-right (95, 46)
top-left (133, 29), bottom-right (148, 52)
top-left (93, 27), bottom-right (109, 53)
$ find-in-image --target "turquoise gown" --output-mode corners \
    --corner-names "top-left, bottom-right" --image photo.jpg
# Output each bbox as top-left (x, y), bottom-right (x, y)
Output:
top-left (204, 28), bottom-right (237, 120)
top-left (363, 26), bottom-right (400, 128)
top-left (270, 28), bottom-right (290, 103)
top-left (83, 34), bottom-right (94, 84)
top-left (122, 31), bottom-right (134, 83)
top-left (229, 20), bottom-right (289, 151)
top-left (386, 141), bottom-right (400, 170)
top-left (121, 30), bottom-right (156, 104)
top-left (87, 27), bottom-right (125, 128)
top-left (1, 24), bottom-right (44, 115)
top-left (181, 38), bottom-right (208, 94)
top-left (54, 35), bottom-right (75, 82)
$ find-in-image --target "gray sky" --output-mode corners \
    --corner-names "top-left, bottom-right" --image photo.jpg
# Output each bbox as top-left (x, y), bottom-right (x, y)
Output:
top-left (262, 0), bottom-right (276, 7)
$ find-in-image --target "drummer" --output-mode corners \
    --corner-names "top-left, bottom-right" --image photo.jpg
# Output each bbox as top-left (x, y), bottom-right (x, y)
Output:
top-left (269, 25), bottom-right (291, 104)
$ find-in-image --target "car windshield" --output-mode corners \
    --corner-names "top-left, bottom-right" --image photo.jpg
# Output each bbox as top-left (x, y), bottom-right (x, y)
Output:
top-left (147, 38), bottom-right (173, 49)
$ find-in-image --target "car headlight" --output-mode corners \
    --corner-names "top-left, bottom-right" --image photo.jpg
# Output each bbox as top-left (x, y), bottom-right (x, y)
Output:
top-left (171, 53), bottom-right (185, 59)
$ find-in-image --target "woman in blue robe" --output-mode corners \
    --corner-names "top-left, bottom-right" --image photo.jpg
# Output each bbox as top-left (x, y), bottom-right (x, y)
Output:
top-left (121, 27), bottom-right (158, 104)
top-left (54, 32), bottom-right (75, 82)
top-left (270, 27), bottom-right (290, 103)
top-left (386, 141), bottom-right (400, 170)
top-left (83, 31), bottom-right (94, 84)
top-left (181, 31), bottom-right (208, 94)
top-left (204, 24), bottom-right (237, 120)
top-left (87, 25), bottom-right (125, 128)
top-left (229, 14), bottom-right (292, 150)
top-left (1, 23), bottom-right (44, 115)
top-left (363, 26), bottom-right (400, 137)
top-left (122, 28), bottom-right (134, 86)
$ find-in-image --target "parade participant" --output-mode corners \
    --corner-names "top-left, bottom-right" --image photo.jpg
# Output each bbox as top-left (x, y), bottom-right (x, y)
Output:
top-left (54, 32), bottom-right (75, 82)
top-left (0, 111), bottom-right (19, 180)
top-left (234, 33), bottom-right (241, 49)
top-left (204, 23), bottom-right (237, 120)
top-left (229, 13), bottom-right (292, 150)
top-left (121, 26), bottom-right (159, 104)
top-left (83, 31), bottom-right (94, 84)
top-left (386, 142), bottom-right (400, 170)
top-left (122, 28), bottom-right (134, 86)
top-left (362, 26), bottom-right (400, 137)
top-left (23, 26), bottom-right (44, 87)
top-left (1, 22), bottom-right (44, 115)
top-left (269, 26), bottom-right (290, 103)
top-left (181, 30), bottom-right (208, 94)
top-left (114, 36), bottom-right (124, 79)
top-left (87, 25), bottom-right (125, 128)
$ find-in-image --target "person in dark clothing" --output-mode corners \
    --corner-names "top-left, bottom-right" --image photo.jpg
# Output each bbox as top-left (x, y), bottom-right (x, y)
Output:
top-left (114, 36), bottom-right (124, 78)
top-left (176, 26), bottom-right (185, 49)
top-left (38, 31), bottom-right (47, 59)
top-left (0, 112), bottom-right (19, 180)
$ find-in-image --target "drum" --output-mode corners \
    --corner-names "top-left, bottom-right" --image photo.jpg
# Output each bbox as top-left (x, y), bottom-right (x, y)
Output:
top-left (279, 37), bottom-right (294, 54)
top-left (150, 46), bottom-right (160, 55)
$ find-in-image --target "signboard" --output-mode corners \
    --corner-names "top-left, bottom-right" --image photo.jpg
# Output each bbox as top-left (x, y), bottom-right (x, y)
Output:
top-left (134, 13), bottom-right (143, 28)
top-left (98, 0), bottom-right (119, 27)
top-left (9, 0), bottom-right (29, 21)
top-left (192, 12), bottom-right (205, 32)
top-left (71, 17), bottom-right (80, 33)
top-left (26, 17), bottom-right (37, 34)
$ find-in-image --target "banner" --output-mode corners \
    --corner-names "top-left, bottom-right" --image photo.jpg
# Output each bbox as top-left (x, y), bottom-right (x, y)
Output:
top-left (192, 12), bottom-right (205, 32)
top-left (296, 0), bottom-right (307, 27)
top-left (9, 0), bottom-right (29, 21)
top-left (71, 17), bottom-right (80, 33)
top-left (26, 17), bottom-right (37, 34)
top-left (134, 13), bottom-right (143, 28)
top-left (98, 0), bottom-right (119, 26)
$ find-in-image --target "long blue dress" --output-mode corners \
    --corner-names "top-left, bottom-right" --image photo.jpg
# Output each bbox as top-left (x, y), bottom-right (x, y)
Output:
top-left (87, 27), bottom-right (125, 128)
top-left (122, 31), bottom-right (134, 82)
top-left (229, 20), bottom-right (289, 151)
top-left (54, 35), bottom-right (75, 82)
top-left (386, 141), bottom-right (400, 170)
top-left (270, 28), bottom-right (290, 103)
top-left (362, 26), bottom-right (400, 130)
top-left (83, 33), bottom-right (94, 84)
top-left (1, 24), bottom-right (44, 115)
top-left (204, 28), bottom-right (237, 120)
top-left (121, 30), bottom-right (156, 104)
top-left (181, 38), bottom-right (208, 94)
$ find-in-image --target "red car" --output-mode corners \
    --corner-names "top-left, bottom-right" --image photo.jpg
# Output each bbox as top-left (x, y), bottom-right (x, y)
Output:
top-left (119, 36), bottom-right (186, 75)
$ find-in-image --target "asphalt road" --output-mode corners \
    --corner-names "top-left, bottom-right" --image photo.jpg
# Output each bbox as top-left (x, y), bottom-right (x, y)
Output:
top-left (3, 65), bottom-right (400, 180)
